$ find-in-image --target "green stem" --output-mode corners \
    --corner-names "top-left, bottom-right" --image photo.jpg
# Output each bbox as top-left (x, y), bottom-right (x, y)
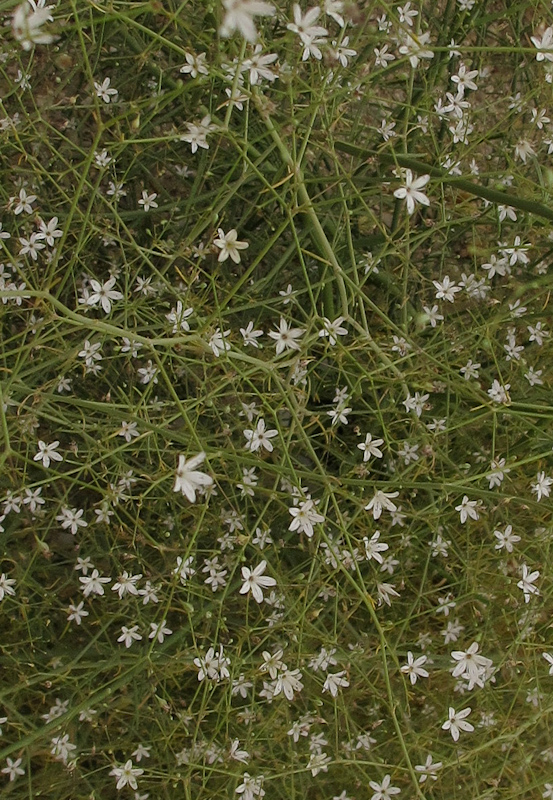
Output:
top-left (253, 91), bottom-right (349, 319)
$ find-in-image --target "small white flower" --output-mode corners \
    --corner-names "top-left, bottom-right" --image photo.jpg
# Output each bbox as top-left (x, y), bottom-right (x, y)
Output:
top-left (138, 190), bottom-right (158, 211)
top-left (531, 471), bottom-right (553, 502)
top-left (109, 759), bottom-right (144, 791)
top-left (322, 670), bottom-right (349, 696)
top-left (318, 316), bottom-right (348, 345)
top-left (517, 564), bottom-right (540, 603)
top-left (34, 440), bottom-right (63, 468)
top-left (364, 489), bottom-right (399, 520)
top-left (149, 620), bottom-right (173, 643)
top-left (268, 318), bottom-right (305, 355)
top-left (531, 26), bottom-right (553, 62)
top-left (289, 499), bottom-right (325, 537)
top-left (173, 452), bottom-right (213, 502)
top-left (244, 418), bottom-right (278, 453)
top-left (369, 773), bottom-right (401, 800)
top-left (2, 756), bottom-right (25, 781)
top-left (442, 706), bottom-right (473, 741)
top-left (12, 3), bottom-right (55, 50)
top-left (86, 276), bottom-right (123, 314)
top-left (117, 421), bottom-right (140, 442)
top-left (95, 77), bottom-right (118, 103)
top-left (393, 170), bottom-right (430, 215)
top-left (213, 228), bottom-right (249, 263)
top-left (117, 625), bottom-right (143, 648)
top-left (358, 433), bottom-right (384, 461)
top-left (0, 574), bottom-right (17, 601)
top-left (542, 652), bottom-right (553, 676)
top-left (239, 560), bottom-right (276, 603)
top-left (454, 495), bottom-right (479, 523)
top-left (220, 0), bottom-right (276, 43)
top-left (415, 754), bottom-right (442, 783)
top-left (400, 652), bottom-right (429, 685)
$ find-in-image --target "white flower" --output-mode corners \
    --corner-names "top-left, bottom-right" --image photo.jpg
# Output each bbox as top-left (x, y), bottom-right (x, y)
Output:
top-left (287, 5), bottom-right (328, 43)
top-left (94, 77), bottom-right (118, 103)
top-left (240, 560), bottom-right (276, 603)
top-left (542, 652), bottom-right (553, 676)
top-left (56, 507), bottom-right (87, 535)
top-left (240, 320), bottom-right (263, 347)
top-left (451, 642), bottom-right (493, 688)
top-left (325, 0), bottom-right (345, 26)
top-left (220, 0), bottom-right (275, 42)
top-left (2, 757), bottom-right (25, 781)
top-left (117, 625), bottom-right (143, 648)
top-left (358, 433), bottom-right (384, 461)
top-left (307, 751), bottom-right (331, 775)
top-left (268, 318), bottom-right (305, 355)
top-left (109, 759), bottom-right (144, 791)
top-left (50, 734), bottom-right (77, 764)
top-left (531, 26), bottom-right (553, 62)
top-left (517, 564), bottom-right (540, 603)
top-left (415, 754), bottom-right (442, 783)
top-left (362, 531), bottom-right (388, 563)
top-left (433, 275), bottom-right (460, 302)
top-left (244, 418), bottom-right (278, 452)
top-left (173, 452), bottom-right (213, 502)
top-left (318, 316), bottom-right (348, 345)
top-left (369, 773), bottom-right (401, 800)
top-left (208, 327), bottom-right (231, 357)
top-left (322, 670), bottom-right (349, 696)
top-left (79, 568), bottom-right (111, 597)
top-left (67, 601), bottom-right (88, 624)
top-left (194, 645), bottom-right (231, 682)
top-left (289, 499), bottom-right (325, 537)
top-left (38, 216), bottom-right (62, 246)
top-left (235, 773), bottom-right (266, 800)
top-left (180, 51), bottom-right (209, 77)
top-left (400, 652), bottom-right (429, 685)
top-left (487, 379), bottom-right (510, 404)
top-left (274, 667), bottom-right (304, 700)
top-left (213, 228), bottom-right (249, 263)
top-left (531, 471), bottom-right (553, 502)
top-left (364, 489), bottom-right (399, 520)
top-left (138, 190), bottom-right (158, 211)
top-left (455, 495), bottom-right (479, 523)
top-left (86, 276), bottom-right (123, 314)
top-left (0, 574), bottom-right (16, 601)
top-left (12, 3), bottom-right (55, 50)
top-left (117, 421), bottom-right (140, 442)
top-left (241, 45), bottom-right (278, 84)
top-left (398, 31), bottom-right (434, 68)
top-left (393, 170), bottom-right (430, 215)
top-left (166, 301), bottom-right (193, 333)
top-left (493, 524), bottom-right (520, 553)
top-left (149, 620), bottom-right (173, 643)
top-left (34, 440), bottom-right (63, 468)
top-left (19, 232), bottom-right (45, 260)
top-left (180, 114), bottom-right (217, 153)
top-left (442, 706), bottom-right (473, 741)
top-left (112, 571), bottom-right (142, 599)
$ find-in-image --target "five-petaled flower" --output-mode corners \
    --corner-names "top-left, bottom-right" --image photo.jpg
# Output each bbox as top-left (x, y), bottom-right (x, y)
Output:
top-left (239, 560), bottom-right (276, 603)
top-left (393, 169), bottom-right (431, 215)
top-left (220, 0), bottom-right (275, 43)
top-left (244, 418), bottom-right (278, 453)
top-left (213, 228), bottom-right (249, 263)
top-left (109, 759), bottom-right (144, 791)
top-left (442, 706), bottom-right (473, 741)
top-left (34, 440), bottom-right (63, 469)
top-left (174, 452), bottom-right (213, 502)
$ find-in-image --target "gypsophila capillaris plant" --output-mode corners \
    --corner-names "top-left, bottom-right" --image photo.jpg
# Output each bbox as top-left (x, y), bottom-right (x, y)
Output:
top-left (2, 0), bottom-right (553, 798)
